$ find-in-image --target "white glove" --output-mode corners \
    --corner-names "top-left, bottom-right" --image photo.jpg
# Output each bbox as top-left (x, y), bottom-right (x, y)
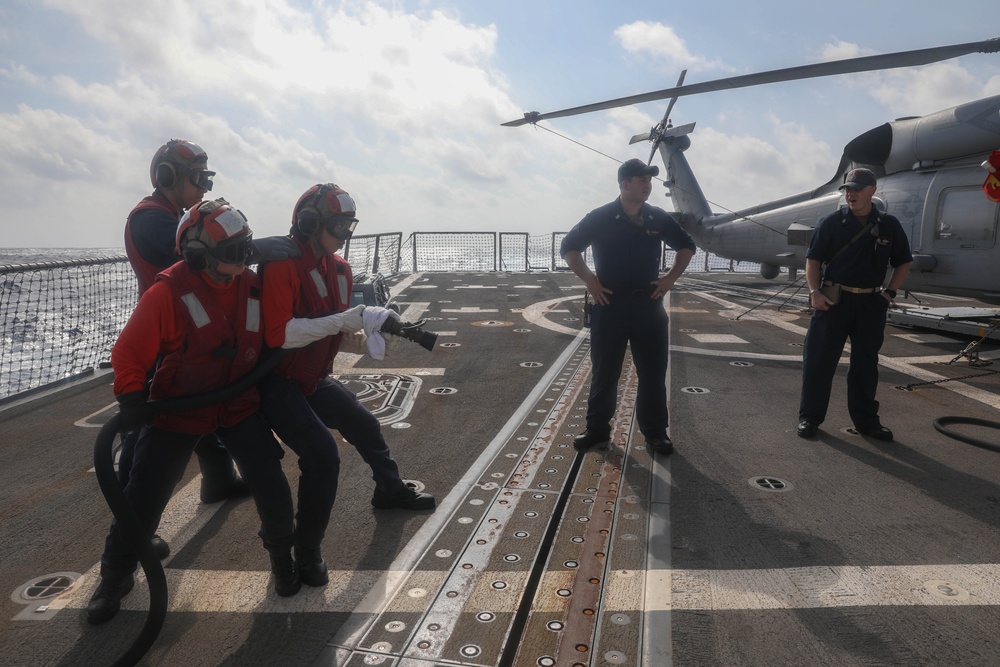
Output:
top-left (281, 305), bottom-right (366, 349)
top-left (338, 304), bottom-right (366, 334)
top-left (338, 331), bottom-right (368, 355)
top-left (383, 333), bottom-right (401, 356)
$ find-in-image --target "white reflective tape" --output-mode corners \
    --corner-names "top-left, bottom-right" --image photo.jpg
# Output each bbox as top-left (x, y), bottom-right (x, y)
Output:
top-left (214, 208), bottom-right (247, 237)
top-left (181, 293), bottom-right (211, 328)
top-left (309, 268), bottom-right (328, 299)
top-left (246, 298), bottom-right (260, 333)
top-left (338, 274), bottom-right (349, 304)
top-left (336, 193), bottom-right (356, 214)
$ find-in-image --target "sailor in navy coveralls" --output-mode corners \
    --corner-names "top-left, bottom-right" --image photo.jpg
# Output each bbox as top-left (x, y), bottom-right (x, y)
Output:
top-left (797, 168), bottom-right (912, 441)
top-left (561, 158), bottom-right (696, 455)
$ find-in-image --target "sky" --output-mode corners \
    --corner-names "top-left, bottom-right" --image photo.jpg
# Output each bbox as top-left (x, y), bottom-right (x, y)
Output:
top-left (1, 0), bottom-right (999, 248)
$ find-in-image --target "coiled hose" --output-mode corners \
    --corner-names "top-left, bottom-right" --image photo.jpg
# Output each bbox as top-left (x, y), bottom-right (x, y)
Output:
top-left (94, 349), bottom-right (287, 667)
top-left (932, 416), bottom-right (1000, 453)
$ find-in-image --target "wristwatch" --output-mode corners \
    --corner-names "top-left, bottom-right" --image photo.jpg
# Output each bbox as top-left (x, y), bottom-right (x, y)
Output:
top-left (809, 288), bottom-right (820, 294)
top-left (883, 288), bottom-right (897, 298)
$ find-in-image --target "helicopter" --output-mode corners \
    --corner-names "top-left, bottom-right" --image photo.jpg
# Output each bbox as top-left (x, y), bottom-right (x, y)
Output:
top-left (504, 37), bottom-right (1000, 305)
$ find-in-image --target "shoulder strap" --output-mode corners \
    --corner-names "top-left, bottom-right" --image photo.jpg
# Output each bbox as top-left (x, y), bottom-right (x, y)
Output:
top-left (825, 210), bottom-right (877, 267)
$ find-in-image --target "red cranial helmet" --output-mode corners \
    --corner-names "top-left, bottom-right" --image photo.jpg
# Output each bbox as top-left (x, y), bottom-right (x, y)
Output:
top-left (291, 183), bottom-right (358, 240)
top-left (175, 198), bottom-right (254, 269)
top-left (150, 139), bottom-right (215, 192)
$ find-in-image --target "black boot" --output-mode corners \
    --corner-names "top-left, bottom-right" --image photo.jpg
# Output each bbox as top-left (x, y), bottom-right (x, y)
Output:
top-left (86, 572), bottom-right (135, 625)
top-left (269, 551), bottom-right (301, 597)
top-left (372, 481), bottom-right (436, 510)
top-left (295, 546), bottom-right (329, 587)
top-left (573, 429), bottom-right (610, 451)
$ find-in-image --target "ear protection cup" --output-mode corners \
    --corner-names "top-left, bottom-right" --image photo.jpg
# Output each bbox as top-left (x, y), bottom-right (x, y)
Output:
top-left (292, 184), bottom-right (356, 239)
top-left (154, 161), bottom-right (178, 189)
top-left (151, 139), bottom-right (209, 191)
top-left (296, 205), bottom-right (322, 235)
top-left (183, 246), bottom-right (209, 270)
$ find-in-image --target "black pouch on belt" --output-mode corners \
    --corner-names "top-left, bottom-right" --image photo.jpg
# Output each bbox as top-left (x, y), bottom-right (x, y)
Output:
top-left (820, 283), bottom-right (841, 305)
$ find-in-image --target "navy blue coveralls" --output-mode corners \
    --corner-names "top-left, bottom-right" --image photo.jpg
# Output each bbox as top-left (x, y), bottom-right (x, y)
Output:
top-left (101, 417), bottom-right (295, 576)
top-left (561, 198), bottom-right (697, 438)
top-left (259, 375), bottom-right (406, 549)
top-left (798, 207), bottom-right (912, 429)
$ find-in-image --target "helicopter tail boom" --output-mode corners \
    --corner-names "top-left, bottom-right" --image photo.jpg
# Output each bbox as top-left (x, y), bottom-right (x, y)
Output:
top-left (656, 133), bottom-right (712, 225)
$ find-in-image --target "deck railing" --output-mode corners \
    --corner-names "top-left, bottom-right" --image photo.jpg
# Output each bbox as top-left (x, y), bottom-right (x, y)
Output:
top-left (0, 233), bottom-right (755, 402)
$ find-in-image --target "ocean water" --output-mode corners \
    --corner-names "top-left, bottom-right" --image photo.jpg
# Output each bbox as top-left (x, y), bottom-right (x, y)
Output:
top-left (1, 249), bottom-right (135, 400)
top-left (0, 248), bottom-right (127, 266)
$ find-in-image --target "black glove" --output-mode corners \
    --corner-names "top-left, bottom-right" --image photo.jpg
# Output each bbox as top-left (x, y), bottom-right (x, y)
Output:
top-left (117, 390), bottom-right (153, 433)
top-left (253, 236), bottom-right (301, 263)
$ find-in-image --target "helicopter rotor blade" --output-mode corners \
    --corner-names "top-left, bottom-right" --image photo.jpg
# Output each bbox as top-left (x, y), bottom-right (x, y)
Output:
top-left (647, 70), bottom-right (687, 164)
top-left (502, 37), bottom-right (1000, 127)
top-left (658, 70), bottom-right (687, 130)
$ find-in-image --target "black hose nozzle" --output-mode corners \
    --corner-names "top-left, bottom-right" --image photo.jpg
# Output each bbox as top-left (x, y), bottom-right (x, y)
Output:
top-left (380, 313), bottom-right (438, 351)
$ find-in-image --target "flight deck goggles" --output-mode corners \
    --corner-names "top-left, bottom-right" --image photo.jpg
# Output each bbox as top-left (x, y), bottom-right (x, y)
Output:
top-left (324, 216), bottom-right (358, 241)
top-left (185, 167), bottom-right (216, 191)
top-left (208, 233), bottom-right (255, 265)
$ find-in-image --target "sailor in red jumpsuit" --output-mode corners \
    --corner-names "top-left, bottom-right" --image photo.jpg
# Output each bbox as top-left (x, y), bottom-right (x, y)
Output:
top-left (258, 183), bottom-right (435, 588)
top-left (88, 199), bottom-right (298, 625)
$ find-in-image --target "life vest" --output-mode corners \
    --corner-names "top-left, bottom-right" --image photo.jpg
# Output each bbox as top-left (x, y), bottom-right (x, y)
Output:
top-left (124, 192), bottom-right (179, 295)
top-left (273, 242), bottom-right (353, 394)
top-left (148, 262), bottom-right (263, 434)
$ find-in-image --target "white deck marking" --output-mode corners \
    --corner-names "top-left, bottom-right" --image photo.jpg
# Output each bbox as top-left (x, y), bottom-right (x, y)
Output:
top-left (664, 564), bottom-right (1000, 610)
top-left (520, 294), bottom-right (584, 336)
top-left (61, 558), bottom-right (1000, 614)
top-left (441, 307), bottom-right (499, 313)
top-left (687, 333), bottom-right (748, 344)
top-left (671, 346), bottom-right (802, 362)
top-left (646, 291), bottom-right (675, 666)
top-left (75, 400), bottom-right (118, 428)
top-left (891, 333), bottom-right (965, 344)
top-left (682, 291), bottom-right (1000, 411)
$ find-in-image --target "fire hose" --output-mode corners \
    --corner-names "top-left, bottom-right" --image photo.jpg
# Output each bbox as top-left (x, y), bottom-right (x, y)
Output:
top-left (93, 310), bottom-right (437, 665)
top-left (93, 348), bottom-right (287, 667)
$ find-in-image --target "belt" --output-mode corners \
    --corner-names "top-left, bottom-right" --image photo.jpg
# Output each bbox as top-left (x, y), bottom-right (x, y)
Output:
top-left (823, 281), bottom-right (880, 294)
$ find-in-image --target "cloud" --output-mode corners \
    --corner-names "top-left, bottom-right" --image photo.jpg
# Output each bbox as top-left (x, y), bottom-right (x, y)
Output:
top-left (4, 5), bottom-right (997, 249)
top-left (869, 63), bottom-right (997, 116)
top-left (683, 118), bottom-right (836, 215)
top-left (819, 40), bottom-right (871, 62)
top-left (2, 1), bottom-right (553, 245)
top-left (614, 21), bottom-right (729, 73)
top-left (816, 39), bottom-right (998, 117)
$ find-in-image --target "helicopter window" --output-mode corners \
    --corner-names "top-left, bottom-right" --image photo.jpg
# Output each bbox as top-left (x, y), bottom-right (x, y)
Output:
top-left (935, 187), bottom-right (998, 245)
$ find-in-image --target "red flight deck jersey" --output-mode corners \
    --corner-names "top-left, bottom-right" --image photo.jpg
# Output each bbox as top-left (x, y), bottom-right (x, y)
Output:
top-left (112, 262), bottom-right (263, 434)
top-left (261, 239), bottom-right (352, 395)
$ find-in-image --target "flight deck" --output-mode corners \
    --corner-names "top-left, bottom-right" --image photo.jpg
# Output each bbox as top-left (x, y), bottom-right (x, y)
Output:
top-left (2, 270), bottom-right (999, 667)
